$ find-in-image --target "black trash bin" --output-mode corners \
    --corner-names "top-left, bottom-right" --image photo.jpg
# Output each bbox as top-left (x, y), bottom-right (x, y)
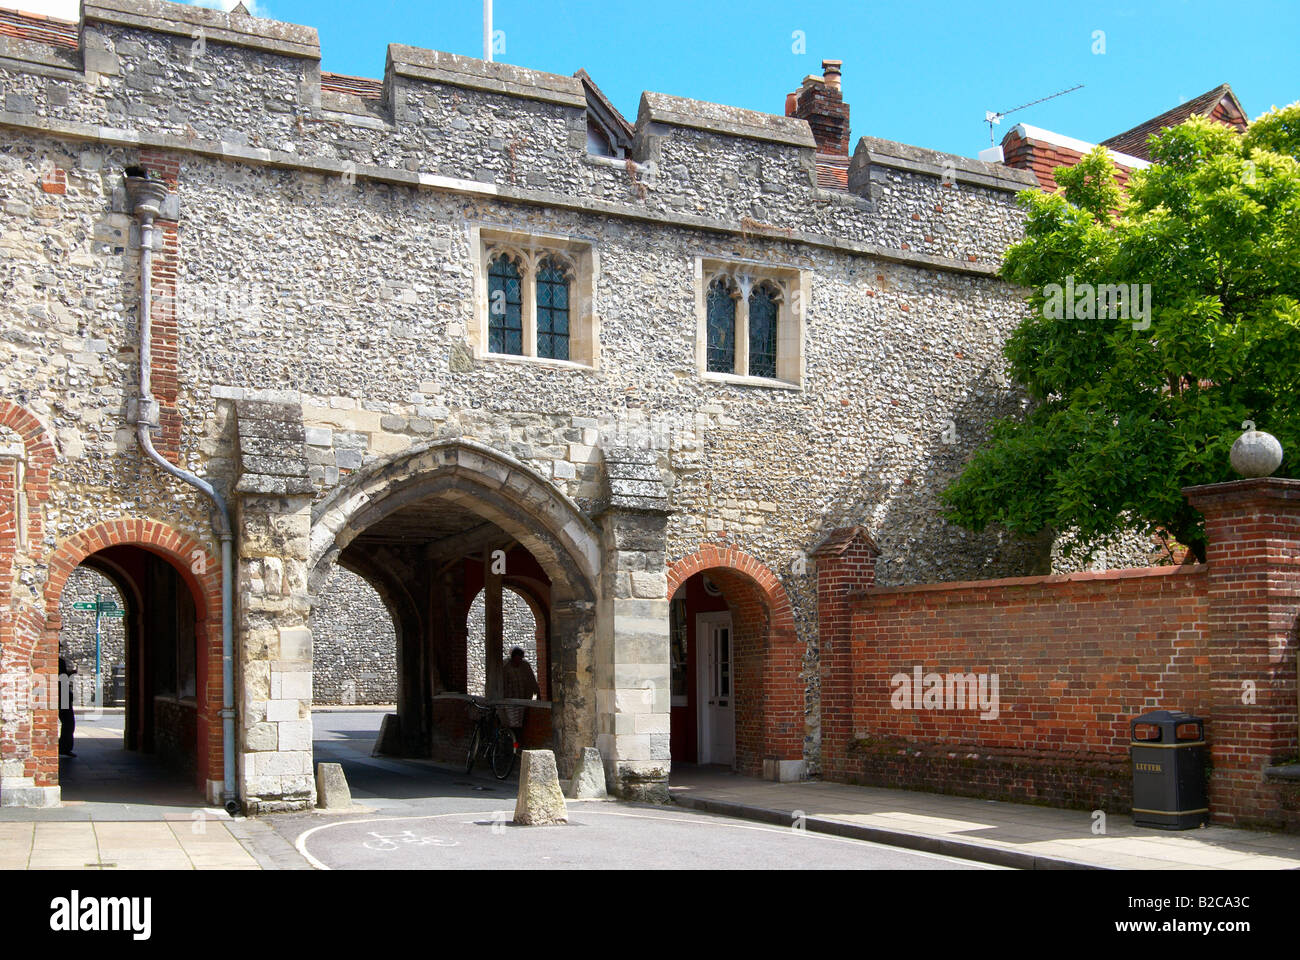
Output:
top-left (1130, 709), bottom-right (1208, 829)
top-left (109, 663), bottom-right (126, 708)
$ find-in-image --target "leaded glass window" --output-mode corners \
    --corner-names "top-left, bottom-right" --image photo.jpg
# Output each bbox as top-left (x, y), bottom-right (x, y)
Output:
top-left (487, 255), bottom-right (523, 355)
top-left (706, 278), bottom-right (737, 374)
top-left (536, 257), bottom-right (570, 361)
top-left (748, 284), bottom-right (779, 379)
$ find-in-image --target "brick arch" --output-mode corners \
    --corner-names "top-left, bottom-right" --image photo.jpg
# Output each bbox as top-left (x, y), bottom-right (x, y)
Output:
top-left (11, 520), bottom-right (223, 794)
top-left (0, 399), bottom-right (55, 555)
top-left (667, 545), bottom-right (801, 777)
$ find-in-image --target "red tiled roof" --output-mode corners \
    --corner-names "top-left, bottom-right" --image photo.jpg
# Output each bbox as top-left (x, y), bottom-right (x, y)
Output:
top-left (320, 72), bottom-right (383, 100)
top-left (811, 525), bottom-right (879, 557)
top-left (1101, 84), bottom-right (1247, 161)
top-left (816, 155), bottom-right (849, 190)
top-left (0, 6), bottom-right (79, 48)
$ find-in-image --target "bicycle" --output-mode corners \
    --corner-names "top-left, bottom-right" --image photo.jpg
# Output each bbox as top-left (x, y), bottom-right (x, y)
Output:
top-left (464, 697), bottom-right (519, 780)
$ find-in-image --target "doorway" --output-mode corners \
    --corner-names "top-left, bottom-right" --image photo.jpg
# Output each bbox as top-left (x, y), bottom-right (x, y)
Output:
top-left (695, 611), bottom-right (735, 766)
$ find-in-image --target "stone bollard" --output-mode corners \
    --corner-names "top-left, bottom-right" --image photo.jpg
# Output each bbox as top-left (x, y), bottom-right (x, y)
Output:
top-left (513, 750), bottom-right (568, 825)
top-left (315, 762), bottom-right (352, 810)
top-left (566, 746), bottom-right (607, 799)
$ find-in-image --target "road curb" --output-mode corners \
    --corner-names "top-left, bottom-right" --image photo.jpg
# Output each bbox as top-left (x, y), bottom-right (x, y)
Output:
top-left (672, 794), bottom-right (1105, 871)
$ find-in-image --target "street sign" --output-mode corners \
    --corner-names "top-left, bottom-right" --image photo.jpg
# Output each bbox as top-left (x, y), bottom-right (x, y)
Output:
top-left (72, 602), bottom-right (97, 610)
top-left (73, 601), bottom-right (118, 612)
top-left (102, 610), bottom-right (124, 618)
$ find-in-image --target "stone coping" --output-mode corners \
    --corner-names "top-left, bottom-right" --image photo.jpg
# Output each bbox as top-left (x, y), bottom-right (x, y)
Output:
top-left (83, 0), bottom-right (320, 60)
top-left (0, 32), bottom-right (79, 71)
top-left (638, 90), bottom-right (816, 149)
top-left (850, 136), bottom-right (1038, 195)
top-left (852, 563), bottom-right (1205, 602)
top-left (387, 44), bottom-right (586, 109)
top-left (1182, 476), bottom-right (1300, 505)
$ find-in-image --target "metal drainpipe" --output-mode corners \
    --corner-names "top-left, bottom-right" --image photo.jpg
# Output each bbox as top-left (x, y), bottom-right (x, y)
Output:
top-left (125, 173), bottom-right (240, 817)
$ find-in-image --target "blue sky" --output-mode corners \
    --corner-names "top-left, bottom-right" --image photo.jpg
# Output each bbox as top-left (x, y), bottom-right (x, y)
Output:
top-left (19, 0), bottom-right (1300, 157)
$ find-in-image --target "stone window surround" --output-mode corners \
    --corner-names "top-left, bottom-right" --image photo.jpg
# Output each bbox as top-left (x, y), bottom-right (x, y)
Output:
top-left (694, 257), bottom-right (807, 389)
top-left (470, 225), bottom-right (601, 370)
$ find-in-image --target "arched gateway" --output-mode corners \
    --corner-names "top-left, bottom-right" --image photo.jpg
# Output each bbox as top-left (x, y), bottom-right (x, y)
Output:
top-left (308, 441), bottom-right (600, 776)
top-left (234, 436), bottom-right (680, 809)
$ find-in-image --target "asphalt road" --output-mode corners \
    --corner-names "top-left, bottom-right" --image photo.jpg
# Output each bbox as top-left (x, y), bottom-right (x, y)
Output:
top-left (275, 711), bottom-right (998, 870)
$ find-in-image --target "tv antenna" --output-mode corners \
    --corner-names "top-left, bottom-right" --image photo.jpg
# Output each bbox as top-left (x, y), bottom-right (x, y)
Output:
top-left (985, 83), bottom-right (1084, 144)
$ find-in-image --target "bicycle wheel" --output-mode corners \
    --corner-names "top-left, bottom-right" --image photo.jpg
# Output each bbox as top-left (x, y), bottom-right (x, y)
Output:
top-left (464, 724), bottom-right (481, 775)
top-left (491, 727), bottom-right (517, 780)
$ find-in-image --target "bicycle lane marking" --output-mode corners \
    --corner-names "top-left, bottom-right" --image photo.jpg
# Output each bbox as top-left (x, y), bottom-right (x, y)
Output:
top-left (292, 806), bottom-right (1003, 870)
top-left (294, 811), bottom-right (503, 870)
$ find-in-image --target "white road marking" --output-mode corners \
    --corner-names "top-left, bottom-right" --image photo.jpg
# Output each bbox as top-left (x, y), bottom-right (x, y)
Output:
top-left (292, 807), bottom-right (1003, 870)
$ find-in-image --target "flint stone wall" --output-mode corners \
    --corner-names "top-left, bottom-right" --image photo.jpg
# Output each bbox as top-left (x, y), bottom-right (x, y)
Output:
top-left (465, 588), bottom-right (539, 697)
top-left (1, 0), bottom-right (1072, 775)
top-left (308, 565), bottom-right (396, 705)
top-left (56, 565), bottom-right (126, 706)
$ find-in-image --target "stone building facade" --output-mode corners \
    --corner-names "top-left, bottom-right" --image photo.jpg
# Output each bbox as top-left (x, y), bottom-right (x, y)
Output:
top-left (0, 0), bottom-right (1052, 810)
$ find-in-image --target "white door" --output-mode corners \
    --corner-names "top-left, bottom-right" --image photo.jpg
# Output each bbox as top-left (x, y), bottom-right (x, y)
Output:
top-left (696, 612), bottom-right (735, 766)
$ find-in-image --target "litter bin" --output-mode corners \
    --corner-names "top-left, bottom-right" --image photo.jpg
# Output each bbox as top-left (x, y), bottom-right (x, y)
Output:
top-left (109, 663), bottom-right (126, 708)
top-left (1130, 709), bottom-right (1208, 829)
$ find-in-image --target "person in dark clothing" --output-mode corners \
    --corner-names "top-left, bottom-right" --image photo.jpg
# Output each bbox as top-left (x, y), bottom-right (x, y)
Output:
top-left (58, 656), bottom-right (76, 757)
top-left (499, 646), bottom-right (540, 744)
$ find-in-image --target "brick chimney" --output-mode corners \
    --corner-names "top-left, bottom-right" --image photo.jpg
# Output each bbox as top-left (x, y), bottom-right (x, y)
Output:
top-left (786, 60), bottom-right (850, 188)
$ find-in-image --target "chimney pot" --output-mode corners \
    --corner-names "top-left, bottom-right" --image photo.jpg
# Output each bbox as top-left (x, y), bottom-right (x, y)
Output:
top-left (823, 59), bottom-right (843, 94)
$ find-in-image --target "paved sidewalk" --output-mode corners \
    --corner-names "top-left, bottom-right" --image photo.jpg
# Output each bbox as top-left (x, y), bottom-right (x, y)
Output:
top-left (670, 768), bottom-right (1300, 870)
top-left (0, 819), bottom-right (260, 870)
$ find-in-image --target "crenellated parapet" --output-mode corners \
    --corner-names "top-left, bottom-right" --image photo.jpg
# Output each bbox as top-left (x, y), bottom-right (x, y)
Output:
top-left (0, 0), bottom-right (1035, 273)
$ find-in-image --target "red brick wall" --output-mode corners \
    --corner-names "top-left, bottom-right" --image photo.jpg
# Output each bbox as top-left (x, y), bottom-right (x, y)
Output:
top-left (138, 150), bottom-right (182, 460)
top-left (1001, 129), bottom-right (1136, 194)
top-left (1186, 479), bottom-right (1300, 828)
top-left (825, 566), bottom-right (1209, 809)
top-left (31, 520), bottom-right (223, 791)
top-left (823, 480), bottom-right (1300, 827)
top-left (667, 546), bottom-right (801, 777)
top-left (0, 403), bottom-right (57, 791)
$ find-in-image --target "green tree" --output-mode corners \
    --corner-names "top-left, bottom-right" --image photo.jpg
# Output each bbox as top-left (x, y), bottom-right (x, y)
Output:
top-left (943, 105), bottom-right (1300, 563)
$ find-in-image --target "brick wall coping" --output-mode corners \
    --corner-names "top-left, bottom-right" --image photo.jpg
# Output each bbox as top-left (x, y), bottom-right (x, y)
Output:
top-left (0, 110), bottom-right (1003, 280)
top-left (1008, 122), bottom-right (1151, 170)
top-left (851, 563), bottom-right (1205, 603)
top-left (1182, 476), bottom-right (1300, 507)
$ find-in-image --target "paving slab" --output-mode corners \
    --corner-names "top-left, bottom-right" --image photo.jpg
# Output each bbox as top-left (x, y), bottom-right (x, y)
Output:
top-left (669, 767), bottom-right (1300, 871)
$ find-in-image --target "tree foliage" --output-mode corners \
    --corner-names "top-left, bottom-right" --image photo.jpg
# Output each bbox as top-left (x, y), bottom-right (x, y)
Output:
top-left (943, 105), bottom-right (1300, 562)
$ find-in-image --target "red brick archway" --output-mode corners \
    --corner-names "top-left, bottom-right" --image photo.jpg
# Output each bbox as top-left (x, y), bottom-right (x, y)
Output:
top-left (7, 520), bottom-right (223, 794)
top-left (667, 545), bottom-right (801, 776)
top-left (0, 400), bottom-right (55, 553)
top-left (0, 402), bottom-right (57, 801)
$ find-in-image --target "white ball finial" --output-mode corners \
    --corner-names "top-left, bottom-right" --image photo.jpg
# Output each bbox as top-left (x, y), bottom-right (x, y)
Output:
top-left (1230, 421), bottom-right (1284, 478)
